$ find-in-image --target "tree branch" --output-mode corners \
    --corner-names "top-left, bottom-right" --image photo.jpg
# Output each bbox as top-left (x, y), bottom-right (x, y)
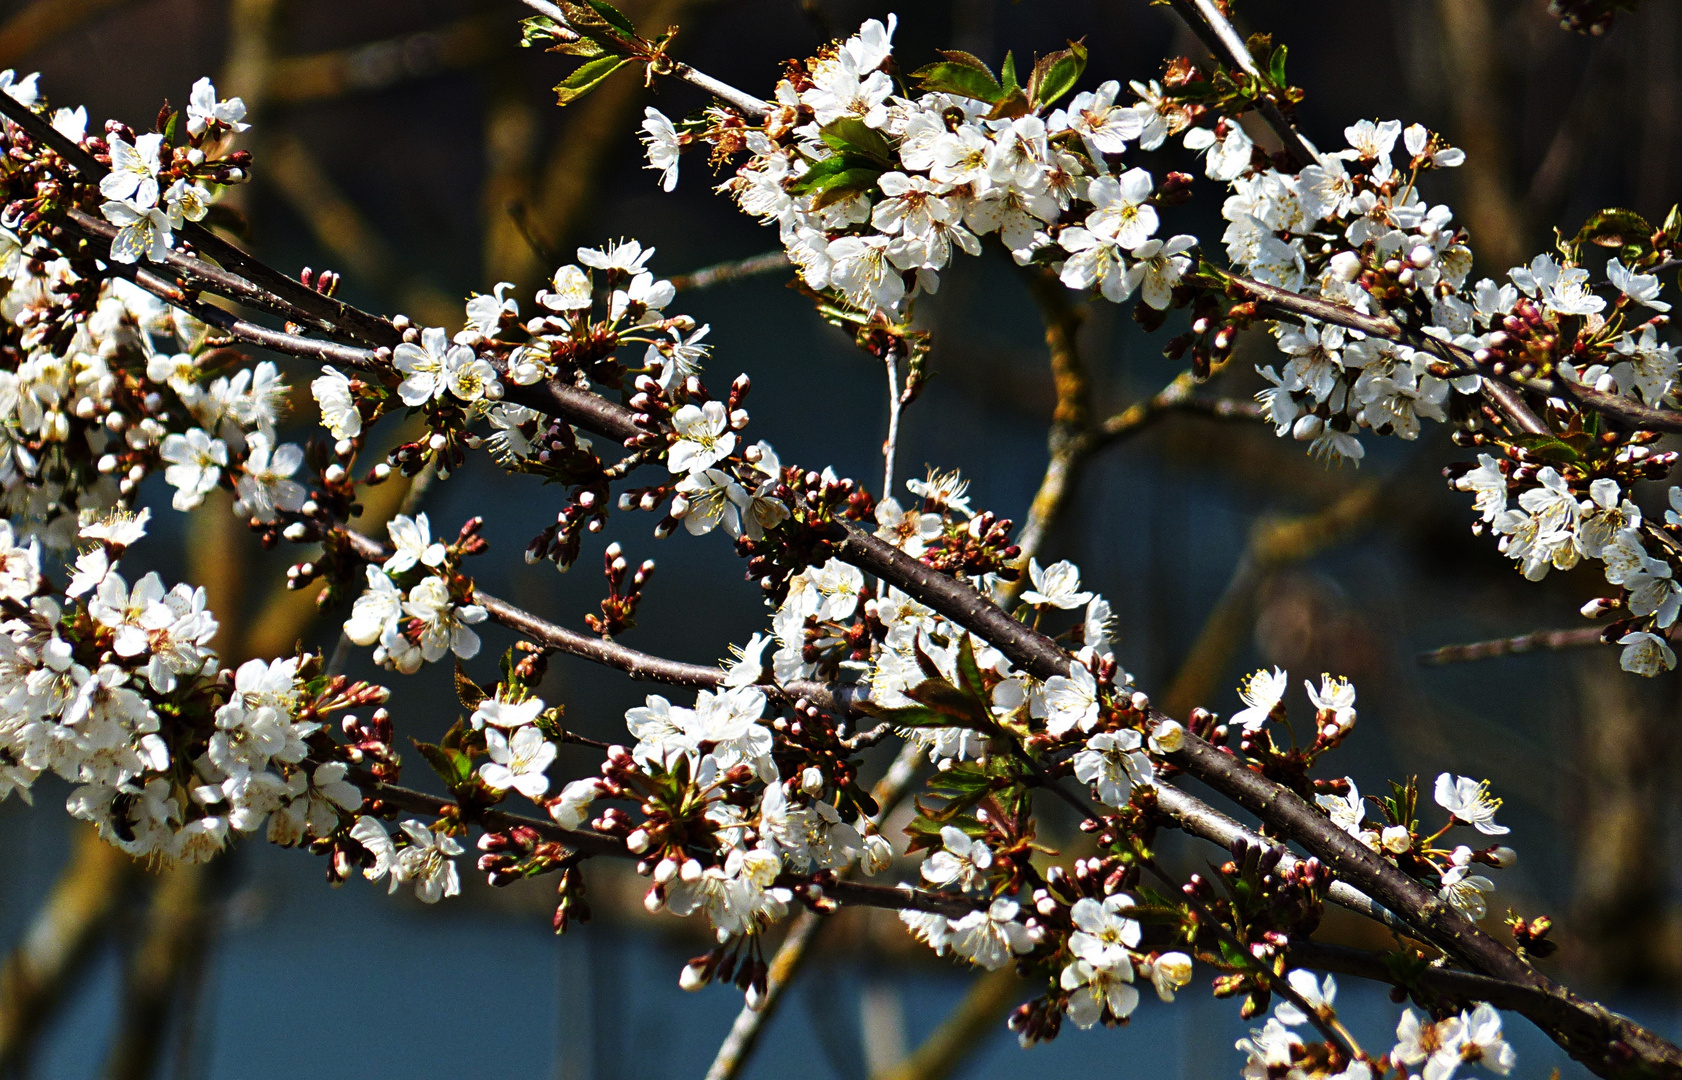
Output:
top-left (515, 0), bottom-right (770, 117)
top-left (671, 251), bottom-right (791, 291)
top-left (703, 743), bottom-right (924, 1080)
top-left (0, 90), bottom-right (400, 349)
top-left (1225, 272), bottom-right (1550, 436)
top-left (349, 769), bottom-right (978, 917)
top-left (38, 154), bottom-right (1680, 1075)
top-left (1416, 625), bottom-right (1632, 665)
top-left (336, 528), bottom-right (863, 715)
top-left (1161, 0), bottom-right (1320, 170)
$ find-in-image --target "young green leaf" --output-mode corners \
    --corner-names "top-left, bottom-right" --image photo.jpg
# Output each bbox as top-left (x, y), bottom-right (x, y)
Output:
top-left (817, 117), bottom-right (896, 166)
top-left (454, 660), bottom-right (486, 711)
top-left (1027, 40), bottom-right (1087, 110)
top-left (582, 0), bottom-right (637, 36)
top-left (1570, 207), bottom-right (1656, 267)
top-left (413, 739), bottom-right (474, 790)
top-left (911, 51), bottom-right (1005, 104)
top-left (1000, 51), bottom-right (1020, 95)
top-left (553, 55), bottom-right (632, 106)
top-left (984, 89), bottom-right (1031, 121)
top-left (1267, 44), bottom-right (1289, 89)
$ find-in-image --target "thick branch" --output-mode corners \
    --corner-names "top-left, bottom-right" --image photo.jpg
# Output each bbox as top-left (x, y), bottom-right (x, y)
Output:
top-left (1166, 735), bottom-right (1682, 1078)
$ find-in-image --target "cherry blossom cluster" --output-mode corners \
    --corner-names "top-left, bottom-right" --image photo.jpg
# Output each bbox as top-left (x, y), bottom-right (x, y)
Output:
top-left (1214, 119), bottom-right (1473, 463)
top-left (0, 74), bottom-right (321, 550)
top-left (1237, 973), bottom-right (1515, 1080)
top-left (1193, 114), bottom-right (1682, 672)
top-left (0, 507), bottom-right (390, 869)
top-left (641, 18), bottom-right (1197, 317)
top-left (0, 10), bottom-right (1646, 1076)
top-left (637, 10), bottom-right (1682, 677)
top-left (95, 77), bottom-right (249, 264)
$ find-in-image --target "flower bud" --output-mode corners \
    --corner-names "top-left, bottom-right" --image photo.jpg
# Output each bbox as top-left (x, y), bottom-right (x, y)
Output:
top-left (680, 961), bottom-right (707, 991)
top-left (1292, 414), bottom-right (1324, 441)
top-left (1490, 846), bottom-right (1517, 868)
top-left (1149, 719), bottom-right (1184, 753)
top-left (862, 833), bottom-right (893, 876)
top-left (1329, 251), bottom-right (1362, 282)
top-left (626, 828), bottom-right (650, 853)
top-left (1380, 825), bottom-right (1411, 854)
top-left (801, 767), bottom-right (824, 796)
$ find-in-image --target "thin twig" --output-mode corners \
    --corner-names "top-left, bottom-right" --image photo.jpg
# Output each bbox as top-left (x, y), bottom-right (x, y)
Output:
top-left (702, 742), bottom-right (922, 1080)
top-left (1161, 0), bottom-right (1320, 169)
top-left (882, 344), bottom-right (902, 501)
top-left (1417, 625), bottom-right (1615, 665)
top-left (351, 769), bottom-right (977, 917)
top-left (516, 0), bottom-right (770, 116)
top-left (337, 527), bottom-right (864, 715)
top-left (670, 251), bottom-right (790, 291)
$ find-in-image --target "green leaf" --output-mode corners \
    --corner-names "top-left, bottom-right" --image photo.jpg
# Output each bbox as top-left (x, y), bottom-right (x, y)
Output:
top-left (984, 88), bottom-right (1031, 121)
top-left (1572, 208), bottom-right (1654, 255)
top-left (520, 14), bottom-right (595, 51)
top-left (1268, 44), bottom-right (1289, 88)
top-left (817, 118), bottom-right (895, 166)
top-left (809, 172), bottom-right (881, 209)
top-left (162, 110), bottom-right (181, 146)
top-left (1027, 40), bottom-right (1087, 110)
top-left (553, 55), bottom-right (632, 106)
top-left (1000, 51), bottom-right (1020, 95)
top-left (582, 0), bottom-right (637, 36)
top-left (954, 634), bottom-right (987, 702)
top-left (788, 150), bottom-right (885, 207)
top-left (413, 739), bottom-right (473, 790)
top-left (454, 660), bottom-right (486, 711)
top-left (911, 52), bottom-right (1005, 103)
top-left (1513, 432), bottom-right (1589, 464)
top-left (1663, 203), bottom-right (1682, 243)
top-left (906, 678), bottom-right (991, 727)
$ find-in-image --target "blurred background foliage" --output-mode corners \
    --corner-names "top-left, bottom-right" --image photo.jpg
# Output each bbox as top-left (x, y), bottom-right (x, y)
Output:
top-left (0, 0), bottom-right (1679, 1077)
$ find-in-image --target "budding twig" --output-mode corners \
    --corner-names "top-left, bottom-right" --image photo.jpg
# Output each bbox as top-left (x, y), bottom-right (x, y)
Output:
top-left (670, 251), bottom-right (791, 291)
top-left (1161, 0), bottom-right (1321, 170)
top-left (1417, 625), bottom-right (1620, 665)
top-left (702, 742), bottom-right (924, 1080)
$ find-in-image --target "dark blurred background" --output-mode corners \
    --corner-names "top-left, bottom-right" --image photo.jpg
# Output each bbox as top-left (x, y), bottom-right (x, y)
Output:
top-left (0, 0), bottom-right (1679, 1077)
